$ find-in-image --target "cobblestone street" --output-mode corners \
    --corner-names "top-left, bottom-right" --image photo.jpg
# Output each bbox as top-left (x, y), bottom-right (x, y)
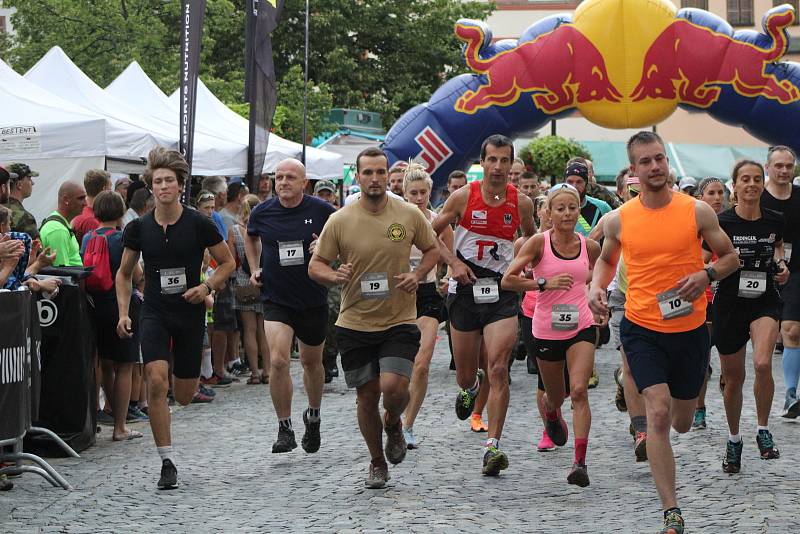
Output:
top-left (2, 329), bottom-right (800, 533)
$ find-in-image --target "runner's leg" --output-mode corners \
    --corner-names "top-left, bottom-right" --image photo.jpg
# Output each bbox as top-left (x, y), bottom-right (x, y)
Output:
top-left (641, 384), bottom-right (678, 510)
top-left (719, 348), bottom-right (746, 436)
top-left (483, 316), bottom-right (517, 440)
top-left (404, 316), bottom-right (439, 429)
top-left (266, 321), bottom-right (295, 419)
top-left (751, 316), bottom-right (779, 427)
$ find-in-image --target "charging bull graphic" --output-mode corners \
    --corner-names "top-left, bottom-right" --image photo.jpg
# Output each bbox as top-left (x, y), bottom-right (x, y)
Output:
top-left (383, 0), bottom-right (800, 189)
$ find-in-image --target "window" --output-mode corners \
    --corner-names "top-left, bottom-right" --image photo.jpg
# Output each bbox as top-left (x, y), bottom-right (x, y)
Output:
top-left (728, 0), bottom-right (754, 26)
top-left (681, 0), bottom-right (708, 9)
top-left (775, 0), bottom-right (800, 25)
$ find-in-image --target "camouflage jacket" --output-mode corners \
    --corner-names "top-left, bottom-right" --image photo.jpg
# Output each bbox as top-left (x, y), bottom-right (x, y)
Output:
top-left (4, 198), bottom-right (39, 239)
top-left (587, 182), bottom-right (622, 210)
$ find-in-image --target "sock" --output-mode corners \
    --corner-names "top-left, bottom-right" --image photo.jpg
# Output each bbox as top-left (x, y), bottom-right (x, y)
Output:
top-left (484, 438), bottom-right (499, 451)
top-left (157, 446), bottom-right (174, 464)
top-left (279, 418), bottom-right (293, 432)
top-left (631, 415), bottom-right (647, 434)
top-left (729, 433), bottom-right (741, 443)
top-left (574, 437), bottom-right (588, 465)
top-left (471, 412), bottom-right (481, 419)
top-left (201, 347), bottom-right (213, 379)
top-left (782, 347), bottom-right (800, 396)
top-left (466, 375), bottom-right (480, 396)
top-left (545, 409), bottom-right (559, 422)
top-left (757, 425), bottom-right (769, 433)
top-left (307, 407), bottom-right (320, 423)
top-left (664, 507), bottom-right (682, 519)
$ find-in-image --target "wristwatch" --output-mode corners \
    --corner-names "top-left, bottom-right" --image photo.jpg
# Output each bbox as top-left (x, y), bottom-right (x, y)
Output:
top-left (704, 267), bottom-right (717, 282)
top-left (537, 278), bottom-right (547, 292)
top-left (202, 281), bottom-right (214, 295)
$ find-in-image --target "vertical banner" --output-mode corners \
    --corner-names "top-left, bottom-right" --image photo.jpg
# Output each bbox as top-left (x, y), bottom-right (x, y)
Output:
top-left (246, 0), bottom-right (285, 187)
top-left (0, 290), bottom-right (32, 441)
top-left (179, 0), bottom-right (207, 201)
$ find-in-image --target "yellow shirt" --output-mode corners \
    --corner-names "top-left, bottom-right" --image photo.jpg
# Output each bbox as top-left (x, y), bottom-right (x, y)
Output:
top-left (316, 197), bottom-right (437, 332)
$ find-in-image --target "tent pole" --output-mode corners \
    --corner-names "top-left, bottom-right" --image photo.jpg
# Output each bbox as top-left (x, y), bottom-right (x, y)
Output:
top-left (301, 0), bottom-right (309, 165)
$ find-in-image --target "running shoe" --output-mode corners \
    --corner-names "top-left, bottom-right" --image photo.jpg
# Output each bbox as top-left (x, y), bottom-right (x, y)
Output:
top-left (191, 390), bottom-right (214, 403)
top-left (614, 384), bottom-right (627, 412)
top-left (403, 427), bottom-right (418, 449)
top-left (781, 396), bottom-right (800, 419)
top-left (756, 429), bottom-right (780, 459)
top-left (470, 413), bottom-right (488, 432)
top-left (567, 462), bottom-right (590, 487)
top-left (203, 374), bottom-right (233, 388)
top-left (482, 447), bottom-right (509, 476)
top-left (587, 367), bottom-right (599, 389)
top-left (384, 416), bottom-right (407, 464)
top-left (634, 431), bottom-right (648, 462)
top-left (691, 407), bottom-right (707, 429)
top-left (722, 440), bottom-right (743, 474)
top-left (301, 409), bottom-right (321, 454)
top-left (271, 427), bottom-right (297, 453)
top-left (365, 462), bottom-right (390, 489)
top-left (126, 406), bottom-right (149, 422)
top-left (455, 369), bottom-right (484, 420)
top-left (613, 366), bottom-right (623, 388)
top-left (537, 430), bottom-right (556, 452)
top-left (97, 410), bottom-right (114, 426)
top-left (157, 459), bottom-right (178, 490)
top-left (660, 509), bottom-right (685, 534)
top-left (545, 411), bottom-right (568, 447)
top-left (198, 384), bottom-right (216, 397)
top-left (222, 371), bottom-right (241, 383)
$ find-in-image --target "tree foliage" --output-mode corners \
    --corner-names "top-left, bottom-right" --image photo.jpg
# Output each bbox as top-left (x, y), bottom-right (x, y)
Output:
top-left (1, 0), bottom-right (492, 139)
top-left (520, 136), bottom-right (593, 180)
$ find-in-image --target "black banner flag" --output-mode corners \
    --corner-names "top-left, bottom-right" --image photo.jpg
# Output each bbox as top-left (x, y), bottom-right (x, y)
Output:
top-left (179, 0), bottom-right (207, 198)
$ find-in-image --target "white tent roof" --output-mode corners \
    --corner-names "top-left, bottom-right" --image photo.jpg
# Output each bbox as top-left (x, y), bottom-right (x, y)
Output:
top-left (25, 47), bottom-right (245, 175)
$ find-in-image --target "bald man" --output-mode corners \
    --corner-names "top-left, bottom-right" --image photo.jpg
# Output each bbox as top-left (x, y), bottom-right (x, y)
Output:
top-left (40, 181), bottom-right (87, 266)
top-left (244, 158), bottom-right (337, 455)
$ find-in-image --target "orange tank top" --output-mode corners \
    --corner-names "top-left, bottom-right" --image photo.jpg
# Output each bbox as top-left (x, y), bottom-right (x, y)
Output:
top-left (620, 192), bottom-right (706, 333)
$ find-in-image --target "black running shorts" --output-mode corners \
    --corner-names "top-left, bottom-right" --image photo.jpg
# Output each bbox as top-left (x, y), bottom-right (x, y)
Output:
top-left (713, 294), bottom-right (781, 355)
top-left (445, 289), bottom-right (518, 332)
top-left (780, 272), bottom-right (800, 322)
top-left (263, 300), bottom-right (328, 347)
top-left (140, 305), bottom-right (205, 379)
top-left (533, 326), bottom-right (597, 362)
top-left (416, 282), bottom-right (444, 322)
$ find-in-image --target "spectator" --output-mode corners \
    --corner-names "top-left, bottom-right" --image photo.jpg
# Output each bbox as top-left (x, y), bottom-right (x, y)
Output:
top-left (72, 169), bottom-right (113, 244)
top-left (196, 190), bottom-right (216, 218)
top-left (114, 177), bottom-right (132, 203)
top-left (509, 158), bottom-right (525, 187)
top-left (0, 205), bottom-right (57, 292)
top-left (256, 173), bottom-right (274, 203)
top-left (220, 177), bottom-right (244, 230)
top-left (4, 163), bottom-right (39, 239)
top-left (81, 191), bottom-right (144, 441)
top-left (40, 181), bottom-right (87, 267)
top-left (122, 188), bottom-right (154, 229)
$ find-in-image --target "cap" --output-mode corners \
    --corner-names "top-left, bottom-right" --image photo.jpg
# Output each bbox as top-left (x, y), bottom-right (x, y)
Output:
top-left (8, 163), bottom-right (38, 179)
top-left (228, 176), bottom-right (244, 186)
top-left (626, 176), bottom-right (640, 186)
top-left (0, 165), bottom-right (18, 184)
top-left (314, 180), bottom-right (336, 194)
top-left (564, 162), bottom-right (589, 182)
top-left (679, 176), bottom-right (698, 190)
top-left (114, 177), bottom-right (132, 190)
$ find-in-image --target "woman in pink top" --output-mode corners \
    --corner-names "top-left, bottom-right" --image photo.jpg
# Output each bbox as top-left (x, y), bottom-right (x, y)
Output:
top-left (503, 183), bottom-right (601, 487)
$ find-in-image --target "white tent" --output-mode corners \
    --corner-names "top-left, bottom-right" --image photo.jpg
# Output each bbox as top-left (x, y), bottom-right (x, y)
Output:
top-left (25, 47), bottom-right (246, 176)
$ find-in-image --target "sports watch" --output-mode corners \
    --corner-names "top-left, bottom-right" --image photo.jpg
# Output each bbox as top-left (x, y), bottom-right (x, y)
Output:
top-left (537, 278), bottom-right (547, 292)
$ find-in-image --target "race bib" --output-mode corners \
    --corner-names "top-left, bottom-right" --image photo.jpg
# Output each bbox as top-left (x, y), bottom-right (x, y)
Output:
top-left (656, 289), bottom-right (693, 320)
top-left (738, 270), bottom-right (766, 298)
top-left (360, 272), bottom-right (389, 299)
top-left (551, 304), bottom-right (579, 331)
top-left (785, 244), bottom-right (793, 263)
top-left (160, 267), bottom-right (187, 295)
top-left (472, 278), bottom-right (499, 304)
top-left (278, 240), bottom-right (304, 266)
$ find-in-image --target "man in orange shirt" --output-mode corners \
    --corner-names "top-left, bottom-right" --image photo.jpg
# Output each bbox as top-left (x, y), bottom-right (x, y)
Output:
top-left (588, 131), bottom-right (738, 534)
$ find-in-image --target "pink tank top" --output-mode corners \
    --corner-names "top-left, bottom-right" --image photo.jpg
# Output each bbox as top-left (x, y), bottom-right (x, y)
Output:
top-left (521, 265), bottom-right (538, 318)
top-left (532, 230), bottom-right (594, 340)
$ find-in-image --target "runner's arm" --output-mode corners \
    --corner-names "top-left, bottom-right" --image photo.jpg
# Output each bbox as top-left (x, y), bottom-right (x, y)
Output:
top-left (501, 234), bottom-right (544, 292)
top-left (115, 247), bottom-right (140, 338)
top-left (244, 233), bottom-right (262, 286)
top-left (431, 188), bottom-right (476, 284)
top-left (308, 254), bottom-right (352, 287)
top-left (774, 239), bottom-right (790, 285)
top-left (204, 240), bottom-right (236, 293)
top-left (518, 195), bottom-right (537, 237)
top-left (587, 211), bottom-right (622, 315)
top-left (695, 200), bottom-right (739, 282)
top-left (588, 212), bottom-right (609, 242)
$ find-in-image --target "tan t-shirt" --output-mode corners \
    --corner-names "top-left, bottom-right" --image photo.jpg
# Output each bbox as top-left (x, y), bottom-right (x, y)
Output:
top-left (315, 196), bottom-right (437, 332)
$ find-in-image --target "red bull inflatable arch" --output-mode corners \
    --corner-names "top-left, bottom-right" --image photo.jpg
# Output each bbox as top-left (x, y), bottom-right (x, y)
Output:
top-left (383, 0), bottom-right (800, 187)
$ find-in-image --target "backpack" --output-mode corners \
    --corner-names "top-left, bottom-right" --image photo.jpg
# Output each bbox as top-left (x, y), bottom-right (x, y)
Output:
top-left (83, 228), bottom-right (118, 292)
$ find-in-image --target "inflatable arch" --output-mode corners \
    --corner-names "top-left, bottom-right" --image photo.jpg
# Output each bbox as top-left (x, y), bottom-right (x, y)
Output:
top-left (383, 0), bottom-right (800, 187)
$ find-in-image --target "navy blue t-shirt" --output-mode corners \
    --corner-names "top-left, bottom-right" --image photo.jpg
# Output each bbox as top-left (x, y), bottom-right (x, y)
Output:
top-left (247, 195), bottom-right (336, 309)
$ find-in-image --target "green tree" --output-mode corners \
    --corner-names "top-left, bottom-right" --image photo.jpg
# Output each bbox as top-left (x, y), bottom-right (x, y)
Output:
top-left (520, 136), bottom-right (592, 181)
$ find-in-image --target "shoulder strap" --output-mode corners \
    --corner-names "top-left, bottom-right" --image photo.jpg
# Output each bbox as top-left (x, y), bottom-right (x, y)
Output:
top-left (40, 214), bottom-right (71, 232)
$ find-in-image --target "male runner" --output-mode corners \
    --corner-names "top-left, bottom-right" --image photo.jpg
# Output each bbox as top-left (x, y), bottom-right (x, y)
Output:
top-left (434, 134), bottom-right (535, 475)
top-left (116, 147), bottom-right (235, 489)
top-left (588, 131), bottom-right (738, 534)
top-left (245, 158), bottom-right (336, 454)
top-left (761, 146), bottom-right (800, 417)
top-left (309, 147), bottom-right (438, 488)
top-left (509, 158), bottom-right (525, 188)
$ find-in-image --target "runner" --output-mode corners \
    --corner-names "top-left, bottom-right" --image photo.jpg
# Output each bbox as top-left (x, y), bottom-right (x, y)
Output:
top-left (116, 147), bottom-right (235, 489)
top-left (433, 134), bottom-right (536, 476)
top-left (509, 158), bottom-right (525, 188)
top-left (503, 183), bottom-right (600, 486)
top-left (588, 131), bottom-right (738, 534)
top-left (692, 177), bottom-right (727, 430)
top-left (760, 146), bottom-right (800, 418)
top-left (709, 160), bottom-right (787, 472)
top-left (309, 147), bottom-right (438, 488)
top-left (399, 163), bottom-right (453, 449)
top-left (244, 158), bottom-right (336, 454)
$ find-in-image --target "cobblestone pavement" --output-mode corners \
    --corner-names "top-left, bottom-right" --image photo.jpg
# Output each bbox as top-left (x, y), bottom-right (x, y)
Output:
top-left (3, 329), bottom-right (800, 533)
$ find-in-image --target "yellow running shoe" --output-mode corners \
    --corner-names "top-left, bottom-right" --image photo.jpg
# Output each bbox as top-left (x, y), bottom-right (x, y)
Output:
top-left (470, 413), bottom-right (488, 432)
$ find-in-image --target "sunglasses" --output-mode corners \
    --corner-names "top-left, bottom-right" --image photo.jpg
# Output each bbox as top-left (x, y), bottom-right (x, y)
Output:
top-left (198, 193), bottom-right (215, 202)
top-left (548, 183), bottom-right (579, 195)
top-left (627, 186), bottom-right (639, 197)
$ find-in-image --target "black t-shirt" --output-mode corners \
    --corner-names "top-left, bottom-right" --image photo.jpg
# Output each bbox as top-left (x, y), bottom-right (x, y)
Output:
top-left (705, 207), bottom-right (784, 299)
top-left (761, 185), bottom-right (800, 272)
top-left (247, 195), bottom-right (336, 309)
top-left (123, 207), bottom-right (222, 312)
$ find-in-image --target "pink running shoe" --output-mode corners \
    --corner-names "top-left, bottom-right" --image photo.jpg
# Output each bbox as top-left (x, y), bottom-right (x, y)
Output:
top-left (537, 430), bottom-right (556, 452)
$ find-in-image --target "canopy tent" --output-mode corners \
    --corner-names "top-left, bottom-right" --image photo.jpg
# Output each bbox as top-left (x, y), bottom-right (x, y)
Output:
top-left (25, 47), bottom-right (246, 176)
top-left (316, 130), bottom-right (385, 167)
top-left (166, 80), bottom-right (343, 179)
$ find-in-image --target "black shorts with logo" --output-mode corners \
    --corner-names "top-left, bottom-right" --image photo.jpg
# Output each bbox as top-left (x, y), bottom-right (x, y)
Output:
top-left (263, 300), bottom-right (328, 346)
top-left (713, 294), bottom-right (782, 355)
top-left (445, 289), bottom-right (518, 332)
top-left (533, 326), bottom-right (597, 363)
top-left (336, 324), bottom-right (420, 388)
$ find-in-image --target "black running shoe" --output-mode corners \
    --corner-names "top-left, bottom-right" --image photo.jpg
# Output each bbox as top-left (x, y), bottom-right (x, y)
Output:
top-left (481, 447), bottom-right (509, 476)
top-left (614, 384), bottom-right (627, 412)
top-left (756, 429), bottom-right (780, 459)
top-left (722, 439), bottom-right (742, 474)
top-left (545, 412), bottom-right (568, 447)
top-left (301, 410), bottom-right (321, 453)
top-left (455, 370), bottom-right (484, 420)
top-left (157, 459), bottom-right (178, 490)
top-left (272, 428), bottom-right (297, 453)
top-left (660, 509), bottom-right (685, 534)
top-left (567, 463), bottom-right (589, 487)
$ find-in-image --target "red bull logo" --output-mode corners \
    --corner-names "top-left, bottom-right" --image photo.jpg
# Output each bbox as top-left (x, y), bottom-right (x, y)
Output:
top-left (632, 8), bottom-right (799, 107)
top-left (414, 127), bottom-right (452, 173)
top-left (454, 22), bottom-right (622, 115)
